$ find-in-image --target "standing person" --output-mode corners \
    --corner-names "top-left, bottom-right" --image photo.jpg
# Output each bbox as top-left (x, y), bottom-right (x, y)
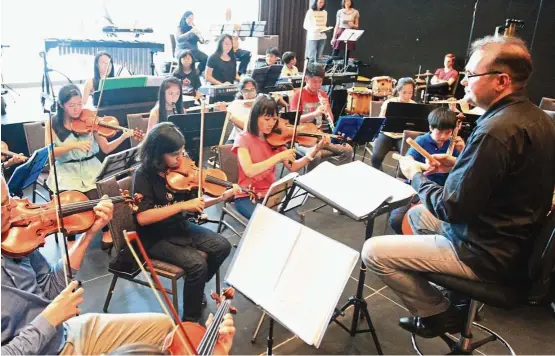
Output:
top-left (290, 63), bottom-right (354, 171)
top-left (132, 122), bottom-right (236, 322)
top-left (206, 34), bottom-right (240, 85)
top-left (371, 77), bottom-right (417, 170)
top-left (45, 84), bottom-right (133, 250)
top-left (147, 77), bottom-right (184, 133)
top-left (173, 50), bottom-right (202, 100)
top-left (330, 0), bottom-right (360, 60)
top-left (176, 11), bottom-right (208, 75)
top-left (224, 7), bottom-right (252, 76)
top-left (82, 51), bottom-right (115, 106)
top-left (362, 36), bottom-right (555, 338)
top-left (303, 0), bottom-right (328, 63)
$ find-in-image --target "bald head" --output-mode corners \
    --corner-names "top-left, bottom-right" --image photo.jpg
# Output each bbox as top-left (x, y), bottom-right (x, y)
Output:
top-left (470, 36), bottom-right (533, 89)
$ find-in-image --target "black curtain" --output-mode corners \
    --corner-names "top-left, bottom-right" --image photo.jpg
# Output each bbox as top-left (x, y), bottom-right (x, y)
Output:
top-left (259, 0), bottom-right (310, 70)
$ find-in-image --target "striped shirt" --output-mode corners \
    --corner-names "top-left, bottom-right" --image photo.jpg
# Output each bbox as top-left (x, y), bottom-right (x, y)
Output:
top-left (303, 9), bottom-right (328, 40)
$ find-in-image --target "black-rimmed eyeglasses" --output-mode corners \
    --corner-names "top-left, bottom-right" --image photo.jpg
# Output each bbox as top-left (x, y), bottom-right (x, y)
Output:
top-left (464, 71), bottom-right (503, 79)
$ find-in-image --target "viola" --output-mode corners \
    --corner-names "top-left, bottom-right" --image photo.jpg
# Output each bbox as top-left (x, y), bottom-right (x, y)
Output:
top-left (1, 141), bottom-right (27, 161)
top-left (1, 190), bottom-right (141, 258)
top-left (70, 108), bottom-right (144, 141)
top-left (165, 155), bottom-right (257, 199)
top-left (124, 231), bottom-right (237, 355)
top-left (266, 117), bottom-right (348, 148)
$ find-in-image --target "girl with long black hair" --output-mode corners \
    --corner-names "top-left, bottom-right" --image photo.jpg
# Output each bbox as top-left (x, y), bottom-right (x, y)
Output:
top-left (82, 51), bottom-right (115, 106)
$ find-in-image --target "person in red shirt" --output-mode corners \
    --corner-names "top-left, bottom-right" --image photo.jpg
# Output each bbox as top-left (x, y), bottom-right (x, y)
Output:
top-left (290, 63), bottom-right (353, 171)
top-left (233, 95), bottom-right (329, 219)
top-left (428, 53), bottom-right (460, 97)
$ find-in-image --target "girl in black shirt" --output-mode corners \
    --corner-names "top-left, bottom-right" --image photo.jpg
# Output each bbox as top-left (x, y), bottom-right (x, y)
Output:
top-left (173, 50), bottom-right (202, 99)
top-left (206, 34), bottom-right (240, 85)
top-left (176, 11), bottom-right (208, 74)
top-left (132, 122), bottom-right (236, 322)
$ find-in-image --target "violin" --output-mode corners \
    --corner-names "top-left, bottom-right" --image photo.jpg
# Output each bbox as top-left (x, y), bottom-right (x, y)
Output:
top-left (446, 118), bottom-right (463, 156)
top-left (70, 108), bottom-right (144, 141)
top-left (1, 141), bottom-right (27, 162)
top-left (124, 230), bottom-right (237, 355)
top-left (1, 190), bottom-right (141, 258)
top-left (266, 117), bottom-right (348, 148)
top-left (165, 155), bottom-right (256, 199)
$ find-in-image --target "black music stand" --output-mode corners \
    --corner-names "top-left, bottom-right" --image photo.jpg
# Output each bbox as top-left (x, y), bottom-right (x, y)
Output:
top-left (92, 87), bottom-right (159, 107)
top-left (383, 102), bottom-right (435, 133)
top-left (94, 146), bottom-right (141, 183)
top-left (168, 111), bottom-right (227, 165)
top-left (251, 65), bottom-right (283, 93)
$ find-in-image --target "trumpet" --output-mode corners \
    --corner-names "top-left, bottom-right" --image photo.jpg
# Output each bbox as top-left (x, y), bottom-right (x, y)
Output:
top-left (191, 23), bottom-right (206, 43)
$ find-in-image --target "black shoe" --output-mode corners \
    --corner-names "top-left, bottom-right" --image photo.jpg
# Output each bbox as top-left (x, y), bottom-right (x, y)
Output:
top-left (399, 305), bottom-right (466, 338)
top-left (201, 293), bottom-right (207, 308)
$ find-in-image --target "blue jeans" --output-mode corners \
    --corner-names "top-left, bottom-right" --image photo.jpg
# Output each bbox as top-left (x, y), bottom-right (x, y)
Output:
top-left (234, 197), bottom-right (260, 219)
top-left (306, 39), bottom-right (326, 62)
top-left (234, 49), bottom-right (252, 75)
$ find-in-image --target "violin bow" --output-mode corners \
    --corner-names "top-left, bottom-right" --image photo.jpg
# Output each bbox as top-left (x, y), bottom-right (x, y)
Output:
top-left (123, 231), bottom-right (197, 355)
top-left (198, 99), bottom-right (206, 198)
top-left (290, 58), bottom-right (310, 147)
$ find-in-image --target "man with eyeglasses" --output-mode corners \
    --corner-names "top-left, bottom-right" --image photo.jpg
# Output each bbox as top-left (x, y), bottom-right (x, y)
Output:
top-left (361, 35), bottom-right (555, 338)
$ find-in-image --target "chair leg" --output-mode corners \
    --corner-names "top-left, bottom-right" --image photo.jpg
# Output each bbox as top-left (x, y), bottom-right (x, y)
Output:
top-left (215, 269), bottom-right (221, 295)
top-left (171, 277), bottom-right (179, 313)
top-left (458, 299), bottom-right (480, 352)
top-left (32, 182), bottom-right (37, 203)
top-left (216, 207), bottom-right (227, 234)
top-left (103, 275), bottom-right (118, 312)
top-left (251, 312), bottom-right (266, 344)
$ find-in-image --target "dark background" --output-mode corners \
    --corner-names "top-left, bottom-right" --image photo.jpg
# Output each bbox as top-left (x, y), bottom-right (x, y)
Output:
top-left (324, 0), bottom-right (554, 104)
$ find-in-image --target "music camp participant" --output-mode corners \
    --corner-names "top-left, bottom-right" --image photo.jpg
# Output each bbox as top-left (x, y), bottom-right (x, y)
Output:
top-left (82, 51), bottom-right (115, 106)
top-left (303, 0), bottom-right (328, 62)
top-left (370, 77), bottom-right (417, 170)
top-left (206, 34), bottom-right (240, 86)
top-left (45, 84), bottom-right (133, 249)
top-left (290, 63), bottom-right (353, 171)
top-left (362, 36), bottom-right (555, 338)
top-left (147, 77), bottom-right (184, 133)
top-left (0, 173), bottom-right (236, 355)
top-left (132, 122), bottom-right (236, 322)
top-left (173, 49), bottom-right (202, 100)
top-left (280, 51), bottom-right (299, 77)
top-left (330, 0), bottom-right (360, 59)
top-left (388, 107), bottom-right (464, 234)
top-left (176, 11), bottom-right (209, 74)
top-left (225, 77), bottom-right (258, 144)
top-left (428, 53), bottom-right (459, 97)
top-left (233, 95), bottom-right (329, 219)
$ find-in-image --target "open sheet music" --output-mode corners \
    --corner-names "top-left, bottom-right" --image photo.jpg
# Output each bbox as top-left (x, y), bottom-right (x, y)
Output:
top-left (225, 206), bottom-right (359, 347)
top-left (295, 161), bottom-right (415, 219)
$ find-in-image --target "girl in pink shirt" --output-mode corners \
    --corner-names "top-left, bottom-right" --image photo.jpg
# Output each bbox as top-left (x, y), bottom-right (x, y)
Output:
top-left (232, 95), bottom-right (328, 218)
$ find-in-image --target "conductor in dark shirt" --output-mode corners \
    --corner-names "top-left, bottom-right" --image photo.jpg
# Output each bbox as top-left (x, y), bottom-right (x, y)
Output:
top-left (362, 35), bottom-right (555, 338)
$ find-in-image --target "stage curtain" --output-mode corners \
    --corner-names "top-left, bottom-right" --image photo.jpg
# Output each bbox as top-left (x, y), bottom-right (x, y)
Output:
top-left (259, 0), bottom-right (310, 70)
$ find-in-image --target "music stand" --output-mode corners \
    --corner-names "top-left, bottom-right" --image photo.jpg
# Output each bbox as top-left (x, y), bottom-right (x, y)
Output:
top-left (336, 29), bottom-right (364, 71)
top-left (383, 102), bottom-right (435, 133)
top-left (239, 21), bottom-right (266, 38)
top-left (251, 65), bottom-right (283, 93)
top-left (210, 23), bottom-right (235, 37)
top-left (95, 146), bottom-right (141, 183)
top-left (7, 145), bottom-right (50, 197)
top-left (168, 111), bottom-right (227, 164)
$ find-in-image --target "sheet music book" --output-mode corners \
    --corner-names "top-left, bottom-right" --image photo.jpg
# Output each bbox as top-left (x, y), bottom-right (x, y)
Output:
top-left (226, 205), bottom-right (359, 348)
top-left (295, 161), bottom-right (415, 219)
top-left (337, 29), bottom-right (364, 42)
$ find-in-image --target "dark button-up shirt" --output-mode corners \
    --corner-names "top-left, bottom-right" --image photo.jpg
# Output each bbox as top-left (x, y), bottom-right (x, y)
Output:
top-left (412, 92), bottom-right (555, 282)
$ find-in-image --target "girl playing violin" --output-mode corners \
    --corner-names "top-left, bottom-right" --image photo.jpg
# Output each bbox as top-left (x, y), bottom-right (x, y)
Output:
top-left (233, 95), bottom-right (329, 219)
top-left (45, 84), bottom-right (133, 249)
top-left (82, 51), bottom-right (115, 106)
top-left (173, 50), bottom-right (202, 100)
top-left (147, 77), bottom-right (185, 133)
top-left (133, 122), bottom-right (237, 322)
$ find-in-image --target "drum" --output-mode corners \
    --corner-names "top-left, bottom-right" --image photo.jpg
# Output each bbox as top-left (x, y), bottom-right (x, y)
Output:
top-left (346, 88), bottom-right (372, 115)
top-left (371, 76), bottom-right (395, 97)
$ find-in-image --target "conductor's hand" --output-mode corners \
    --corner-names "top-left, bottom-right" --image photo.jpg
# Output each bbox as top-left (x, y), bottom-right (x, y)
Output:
top-left (424, 154), bottom-right (457, 175)
top-left (41, 281), bottom-right (84, 327)
top-left (181, 198), bottom-right (205, 214)
top-left (278, 149), bottom-right (296, 164)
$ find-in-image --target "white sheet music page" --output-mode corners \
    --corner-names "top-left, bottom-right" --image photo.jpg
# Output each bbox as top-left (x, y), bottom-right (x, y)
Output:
top-left (225, 205), bottom-right (300, 304)
top-left (266, 224), bottom-right (359, 347)
top-left (295, 161), bottom-right (415, 219)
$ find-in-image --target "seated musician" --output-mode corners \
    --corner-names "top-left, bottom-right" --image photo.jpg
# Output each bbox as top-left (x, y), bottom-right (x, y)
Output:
top-left (172, 50), bottom-right (202, 100)
top-left (265, 47), bottom-right (280, 66)
top-left (362, 36), bottom-right (555, 338)
top-left (371, 77), bottom-right (416, 170)
top-left (82, 52), bottom-right (114, 107)
top-left (45, 84), bottom-right (133, 250)
top-left (233, 95), bottom-right (329, 219)
top-left (0, 174), bottom-right (236, 355)
top-left (147, 77), bottom-right (184, 133)
top-left (429, 53), bottom-right (459, 96)
top-left (0, 147), bottom-right (27, 172)
top-left (280, 51), bottom-right (299, 77)
top-left (132, 122), bottom-right (236, 322)
top-left (225, 77), bottom-right (258, 144)
top-left (176, 11), bottom-right (208, 75)
top-left (389, 107), bottom-right (465, 234)
top-left (290, 63), bottom-right (354, 171)
top-left (206, 34), bottom-right (240, 86)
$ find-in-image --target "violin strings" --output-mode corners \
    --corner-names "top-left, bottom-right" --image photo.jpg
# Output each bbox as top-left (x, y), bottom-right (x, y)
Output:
top-left (198, 301), bottom-right (230, 355)
top-left (208, 302), bottom-right (230, 355)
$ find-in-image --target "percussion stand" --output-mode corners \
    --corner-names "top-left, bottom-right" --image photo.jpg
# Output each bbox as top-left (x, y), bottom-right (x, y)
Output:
top-left (149, 50), bottom-right (156, 75)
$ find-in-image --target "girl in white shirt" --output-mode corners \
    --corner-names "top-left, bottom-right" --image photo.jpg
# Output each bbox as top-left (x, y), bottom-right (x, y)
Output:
top-left (303, 0), bottom-right (328, 62)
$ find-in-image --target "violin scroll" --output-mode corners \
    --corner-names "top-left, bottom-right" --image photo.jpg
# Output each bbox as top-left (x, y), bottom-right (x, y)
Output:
top-left (119, 189), bottom-right (143, 212)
